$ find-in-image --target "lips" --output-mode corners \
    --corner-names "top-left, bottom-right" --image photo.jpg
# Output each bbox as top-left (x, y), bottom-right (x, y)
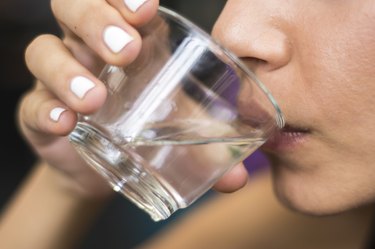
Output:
top-left (262, 124), bottom-right (310, 152)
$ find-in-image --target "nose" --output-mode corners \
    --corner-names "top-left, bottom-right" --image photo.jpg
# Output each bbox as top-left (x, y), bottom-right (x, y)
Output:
top-left (212, 4), bottom-right (292, 72)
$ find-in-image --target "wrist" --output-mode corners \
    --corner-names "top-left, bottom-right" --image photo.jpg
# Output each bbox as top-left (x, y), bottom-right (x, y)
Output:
top-left (39, 161), bottom-right (114, 203)
top-left (0, 162), bottom-right (111, 249)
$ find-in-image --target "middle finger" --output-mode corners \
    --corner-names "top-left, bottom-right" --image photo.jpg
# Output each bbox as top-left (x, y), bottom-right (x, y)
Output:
top-left (51, 0), bottom-right (142, 65)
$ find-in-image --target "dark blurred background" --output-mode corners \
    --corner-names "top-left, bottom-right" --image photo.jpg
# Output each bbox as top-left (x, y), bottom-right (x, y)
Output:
top-left (0, 1), bottom-right (268, 248)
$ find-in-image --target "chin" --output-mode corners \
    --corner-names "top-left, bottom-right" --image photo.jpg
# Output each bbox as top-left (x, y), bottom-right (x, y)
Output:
top-left (268, 161), bottom-right (364, 216)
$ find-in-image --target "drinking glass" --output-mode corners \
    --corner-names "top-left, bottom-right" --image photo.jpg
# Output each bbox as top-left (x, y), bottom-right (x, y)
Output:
top-left (69, 6), bottom-right (284, 221)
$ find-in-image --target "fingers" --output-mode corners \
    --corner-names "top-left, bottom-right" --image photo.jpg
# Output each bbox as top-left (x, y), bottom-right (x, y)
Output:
top-left (51, 0), bottom-right (159, 66)
top-left (213, 164), bottom-right (249, 193)
top-left (19, 87), bottom-right (77, 144)
top-left (107, 0), bottom-right (159, 26)
top-left (25, 34), bottom-right (107, 115)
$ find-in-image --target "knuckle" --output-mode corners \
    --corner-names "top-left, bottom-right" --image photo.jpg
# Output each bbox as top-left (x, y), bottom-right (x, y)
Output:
top-left (25, 34), bottom-right (58, 68)
top-left (24, 37), bottom-right (40, 68)
top-left (50, 0), bottom-right (61, 19)
top-left (77, 1), bottom-right (103, 28)
top-left (18, 91), bottom-right (33, 125)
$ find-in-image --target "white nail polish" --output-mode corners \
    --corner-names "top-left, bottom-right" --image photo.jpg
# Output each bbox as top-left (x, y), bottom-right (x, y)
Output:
top-left (124, 0), bottom-right (148, 12)
top-left (70, 76), bottom-right (95, 99)
top-left (103, 26), bottom-right (134, 53)
top-left (50, 107), bottom-right (66, 122)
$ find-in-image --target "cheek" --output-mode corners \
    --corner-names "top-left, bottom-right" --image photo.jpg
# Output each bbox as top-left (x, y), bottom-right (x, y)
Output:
top-left (300, 24), bottom-right (375, 185)
top-left (268, 9), bottom-right (375, 214)
top-left (296, 13), bottom-right (375, 138)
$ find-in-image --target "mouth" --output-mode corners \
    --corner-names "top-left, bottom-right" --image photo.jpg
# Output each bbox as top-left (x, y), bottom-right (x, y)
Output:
top-left (262, 124), bottom-right (310, 152)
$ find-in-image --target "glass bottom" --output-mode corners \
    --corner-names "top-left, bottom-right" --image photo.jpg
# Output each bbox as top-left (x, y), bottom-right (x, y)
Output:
top-left (69, 122), bottom-right (179, 221)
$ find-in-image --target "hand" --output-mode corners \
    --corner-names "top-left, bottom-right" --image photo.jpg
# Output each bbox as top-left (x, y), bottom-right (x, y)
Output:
top-left (19, 0), bottom-right (247, 200)
top-left (19, 0), bottom-right (159, 199)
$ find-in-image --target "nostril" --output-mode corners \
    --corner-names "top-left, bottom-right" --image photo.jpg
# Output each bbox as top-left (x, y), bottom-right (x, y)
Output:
top-left (213, 20), bottom-right (292, 72)
top-left (241, 57), bottom-right (267, 71)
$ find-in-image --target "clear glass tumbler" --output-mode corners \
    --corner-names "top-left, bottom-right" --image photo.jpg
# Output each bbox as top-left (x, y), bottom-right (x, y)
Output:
top-left (69, 7), bottom-right (284, 221)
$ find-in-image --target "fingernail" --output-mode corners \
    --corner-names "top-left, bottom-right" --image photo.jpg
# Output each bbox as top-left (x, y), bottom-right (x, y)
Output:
top-left (124, 0), bottom-right (148, 12)
top-left (50, 107), bottom-right (66, 122)
top-left (70, 76), bottom-right (95, 99)
top-left (103, 25), bottom-right (134, 53)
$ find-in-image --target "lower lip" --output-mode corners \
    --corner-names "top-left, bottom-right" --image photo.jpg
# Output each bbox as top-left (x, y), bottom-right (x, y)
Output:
top-left (262, 130), bottom-right (309, 152)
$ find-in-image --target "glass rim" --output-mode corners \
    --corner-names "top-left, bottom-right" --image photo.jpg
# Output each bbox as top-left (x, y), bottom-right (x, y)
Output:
top-left (158, 6), bottom-right (285, 128)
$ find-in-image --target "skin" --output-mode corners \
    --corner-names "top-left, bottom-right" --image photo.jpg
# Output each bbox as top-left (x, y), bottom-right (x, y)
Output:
top-left (3, 1), bottom-right (375, 249)
top-left (20, 0), bottom-right (375, 216)
top-left (213, 0), bottom-right (375, 215)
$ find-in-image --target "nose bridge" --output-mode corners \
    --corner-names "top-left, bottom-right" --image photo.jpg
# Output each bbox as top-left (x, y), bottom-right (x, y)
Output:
top-left (212, 4), bottom-right (292, 71)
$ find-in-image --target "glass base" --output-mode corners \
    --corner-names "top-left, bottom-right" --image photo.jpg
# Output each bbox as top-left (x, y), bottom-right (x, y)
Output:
top-left (69, 122), bottom-right (179, 221)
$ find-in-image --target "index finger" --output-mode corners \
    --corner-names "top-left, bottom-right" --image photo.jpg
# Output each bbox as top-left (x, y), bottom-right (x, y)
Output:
top-left (107, 0), bottom-right (159, 26)
top-left (51, 0), bottom-right (159, 66)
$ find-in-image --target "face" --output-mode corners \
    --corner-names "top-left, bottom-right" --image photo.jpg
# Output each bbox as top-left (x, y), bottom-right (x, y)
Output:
top-left (213, 0), bottom-right (375, 215)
